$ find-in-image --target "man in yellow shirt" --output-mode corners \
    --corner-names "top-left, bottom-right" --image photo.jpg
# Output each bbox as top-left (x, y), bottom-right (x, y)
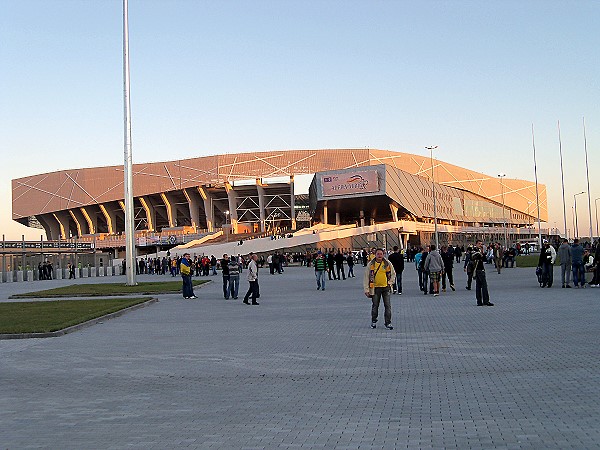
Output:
top-left (363, 248), bottom-right (396, 330)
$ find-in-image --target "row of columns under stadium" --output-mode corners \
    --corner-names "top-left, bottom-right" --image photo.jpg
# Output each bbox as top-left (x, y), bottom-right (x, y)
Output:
top-left (38, 177), bottom-right (299, 240)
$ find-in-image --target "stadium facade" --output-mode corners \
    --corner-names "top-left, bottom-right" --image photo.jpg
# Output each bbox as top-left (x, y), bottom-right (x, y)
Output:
top-left (12, 149), bottom-right (547, 245)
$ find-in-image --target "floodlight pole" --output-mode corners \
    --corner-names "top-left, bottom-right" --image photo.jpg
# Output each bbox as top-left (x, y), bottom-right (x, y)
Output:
top-left (574, 191), bottom-right (585, 240)
top-left (558, 121), bottom-right (568, 238)
top-left (595, 198), bottom-right (599, 241)
top-left (583, 118), bottom-right (593, 242)
top-left (531, 124), bottom-right (543, 249)
top-left (123, 0), bottom-right (136, 285)
top-left (426, 146), bottom-right (439, 249)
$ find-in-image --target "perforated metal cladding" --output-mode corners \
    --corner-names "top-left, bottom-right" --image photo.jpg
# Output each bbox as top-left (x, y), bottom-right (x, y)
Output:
top-left (12, 149), bottom-right (546, 223)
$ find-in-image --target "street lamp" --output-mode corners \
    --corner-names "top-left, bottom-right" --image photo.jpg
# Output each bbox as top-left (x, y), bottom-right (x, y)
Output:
top-left (425, 146), bottom-right (439, 249)
top-left (574, 191), bottom-right (585, 239)
top-left (498, 173), bottom-right (507, 249)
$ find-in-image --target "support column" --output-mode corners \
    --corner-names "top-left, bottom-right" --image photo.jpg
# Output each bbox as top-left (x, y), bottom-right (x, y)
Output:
top-left (359, 210), bottom-right (365, 227)
top-left (69, 209), bottom-right (85, 236)
top-left (290, 175), bottom-right (296, 230)
top-left (38, 214), bottom-right (60, 241)
top-left (139, 197), bottom-right (156, 231)
top-left (256, 179), bottom-right (266, 232)
top-left (390, 203), bottom-right (399, 222)
top-left (323, 202), bottom-right (328, 225)
top-left (335, 212), bottom-right (341, 226)
top-left (80, 207), bottom-right (97, 235)
top-left (53, 211), bottom-right (71, 239)
top-left (183, 188), bottom-right (201, 230)
top-left (99, 204), bottom-right (115, 234)
top-left (198, 187), bottom-right (214, 232)
top-left (225, 182), bottom-right (238, 234)
top-left (160, 193), bottom-right (176, 228)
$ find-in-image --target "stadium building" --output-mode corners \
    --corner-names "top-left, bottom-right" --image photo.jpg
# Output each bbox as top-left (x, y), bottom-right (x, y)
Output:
top-left (12, 149), bottom-right (547, 250)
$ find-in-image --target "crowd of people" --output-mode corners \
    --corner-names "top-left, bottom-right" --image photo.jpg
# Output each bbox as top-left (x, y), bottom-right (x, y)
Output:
top-left (137, 238), bottom-right (600, 329)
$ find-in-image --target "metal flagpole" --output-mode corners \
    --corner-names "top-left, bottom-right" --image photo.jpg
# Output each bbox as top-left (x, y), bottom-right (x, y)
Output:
top-left (123, 0), bottom-right (136, 285)
top-left (531, 124), bottom-right (543, 248)
top-left (583, 117), bottom-right (593, 242)
top-left (558, 121), bottom-right (568, 238)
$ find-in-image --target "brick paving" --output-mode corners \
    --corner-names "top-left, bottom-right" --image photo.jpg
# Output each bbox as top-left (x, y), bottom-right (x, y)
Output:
top-left (1, 263), bottom-right (599, 449)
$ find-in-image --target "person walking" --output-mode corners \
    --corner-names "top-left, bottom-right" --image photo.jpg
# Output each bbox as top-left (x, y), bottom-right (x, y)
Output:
top-left (221, 253), bottom-right (230, 299)
top-left (243, 253), bottom-right (260, 305)
top-left (228, 256), bottom-right (240, 299)
top-left (419, 246), bottom-right (430, 295)
top-left (346, 252), bottom-right (355, 278)
top-left (334, 250), bottom-right (346, 280)
top-left (558, 238), bottom-right (572, 288)
top-left (363, 248), bottom-right (396, 330)
top-left (180, 253), bottom-right (197, 299)
top-left (571, 239), bottom-right (585, 288)
top-left (314, 251), bottom-right (326, 290)
top-left (387, 246), bottom-right (405, 295)
top-left (538, 240), bottom-right (556, 288)
top-left (424, 244), bottom-right (444, 296)
top-left (471, 240), bottom-right (494, 306)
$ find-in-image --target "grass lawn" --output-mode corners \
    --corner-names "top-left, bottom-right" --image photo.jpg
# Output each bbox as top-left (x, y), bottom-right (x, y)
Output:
top-left (516, 255), bottom-right (541, 267)
top-left (10, 280), bottom-right (208, 299)
top-left (517, 254), bottom-right (563, 268)
top-left (0, 298), bottom-right (150, 334)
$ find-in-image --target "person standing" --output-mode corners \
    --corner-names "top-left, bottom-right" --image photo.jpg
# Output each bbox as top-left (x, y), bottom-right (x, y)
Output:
top-left (494, 243), bottom-right (503, 274)
top-left (180, 253), bottom-right (197, 299)
top-left (424, 244), bottom-right (444, 297)
top-left (363, 248), bottom-right (396, 330)
top-left (334, 250), bottom-right (346, 280)
top-left (387, 246), bottom-right (405, 295)
top-left (538, 240), bottom-right (556, 288)
top-left (267, 254), bottom-right (274, 274)
top-left (346, 252), bottom-right (355, 278)
top-left (414, 248), bottom-right (424, 292)
top-left (463, 246), bottom-right (474, 290)
top-left (558, 238), bottom-right (572, 288)
top-left (228, 256), bottom-right (240, 299)
top-left (327, 250), bottom-right (337, 280)
top-left (221, 254), bottom-right (230, 299)
top-left (471, 240), bottom-right (494, 306)
top-left (571, 239), bottom-right (585, 288)
top-left (210, 255), bottom-right (218, 275)
top-left (243, 253), bottom-right (260, 305)
top-left (314, 251), bottom-right (326, 290)
top-left (441, 245), bottom-right (455, 292)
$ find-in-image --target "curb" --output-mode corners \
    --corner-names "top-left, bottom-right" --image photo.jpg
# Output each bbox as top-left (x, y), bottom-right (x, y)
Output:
top-left (0, 297), bottom-right (158, 340)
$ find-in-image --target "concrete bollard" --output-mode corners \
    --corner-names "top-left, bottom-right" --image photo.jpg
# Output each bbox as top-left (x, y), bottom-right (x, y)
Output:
top-left (82, 267), bottom-right (88, 278)
top-left (55, 269), bottom-right (62, 280)
top-left (106, 267), bottom-right (113, 277)
top-left (17, 271), bottom-right (23, 282)
top-left (5, 271), bottom-right (13, 283)
top-left (90, 267), bottom-right (97, 278)
top-left (26, 270), bottom-right (34, 282)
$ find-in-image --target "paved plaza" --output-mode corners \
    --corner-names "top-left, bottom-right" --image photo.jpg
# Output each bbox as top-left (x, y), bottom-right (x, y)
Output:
top-left (1, 263), bottom-right (600, 449)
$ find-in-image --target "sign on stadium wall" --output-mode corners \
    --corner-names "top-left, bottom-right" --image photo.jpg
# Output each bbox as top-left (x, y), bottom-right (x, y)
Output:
top-left (321, 170), bottom-right (379, 197)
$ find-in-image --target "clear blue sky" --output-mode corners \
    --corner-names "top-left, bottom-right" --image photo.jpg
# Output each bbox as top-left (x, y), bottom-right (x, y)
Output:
top-left (1, 0), bottom-right (598, 240)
